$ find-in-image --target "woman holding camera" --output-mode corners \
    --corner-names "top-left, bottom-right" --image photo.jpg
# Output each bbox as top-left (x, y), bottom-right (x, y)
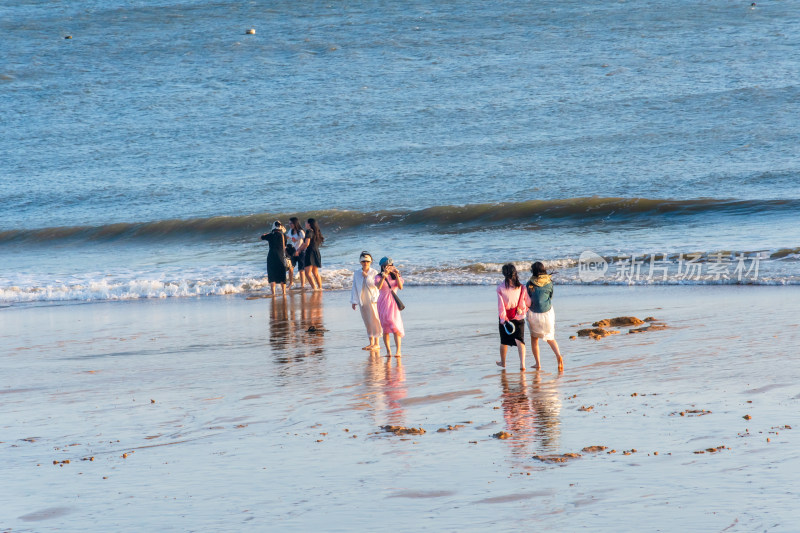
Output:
top-left (375, 257), bottom-right (404, 357)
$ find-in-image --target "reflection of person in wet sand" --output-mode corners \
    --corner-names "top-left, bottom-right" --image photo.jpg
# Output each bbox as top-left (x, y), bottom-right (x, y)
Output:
top-left (268, 290), bottom-right (324, 361)
top-left (525, 262), bottom-right (564, 372)
top-left (528, 372), bottom-right (562, 451)
top-left (299, 290), bottom-right (324, 357)
top-left (268, 295), bottom-right (291, 356)
top-left (365, 353), bottom-right (407, 426)
top-left (499, 372), bottom-right (562, 454)
top-left (350, 251), bottom-right (382, 351)
top-left (300, 290), bottom-right (323, 328)
top-left (500, 372), bottom-right (533, 454)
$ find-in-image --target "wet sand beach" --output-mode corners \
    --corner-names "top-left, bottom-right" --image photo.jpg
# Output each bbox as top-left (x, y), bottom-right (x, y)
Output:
top-left (1, 286), bottom-right (799, 531)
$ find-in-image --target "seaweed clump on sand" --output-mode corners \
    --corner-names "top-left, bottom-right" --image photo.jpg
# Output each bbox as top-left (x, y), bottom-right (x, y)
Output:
top-left (576, 316), bottom-right (668, 338)
top-left (694, 445), bottom-right (728, 454)
top-left (381, 425), bottom-right (426, 436)
top-left (593, 317), bottom-right (644, 327)
top-left (532, 453), bottom-right (582, 463)
top-left (581, 445), bottom-right (607, 453)
top-left (629, 322), bottom-right (668, 334)
top-left (671, 409), bottom-right (711, 417)
top-left (576, 328), bottom-right (619, 339)
top-left (437, 424), bottom-right (465, 433)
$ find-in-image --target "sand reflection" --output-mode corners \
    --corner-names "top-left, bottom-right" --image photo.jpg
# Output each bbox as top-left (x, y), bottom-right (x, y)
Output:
top-left (363, 355), bottom-right (407, 426)
top-left (268, 292), bottom-right (325, 363)
top-left (529, 373), bottom-right (562, 452)
top-left (499, 372), bottom-right (562, 455)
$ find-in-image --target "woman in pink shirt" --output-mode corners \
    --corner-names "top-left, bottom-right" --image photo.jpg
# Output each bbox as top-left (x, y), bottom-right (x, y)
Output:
top-left (496, 263), bottom-right (530, 371)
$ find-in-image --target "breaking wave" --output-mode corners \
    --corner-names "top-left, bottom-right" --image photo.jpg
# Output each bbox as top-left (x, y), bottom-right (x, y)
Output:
top-left (3, 197), bottom-right (798, 244)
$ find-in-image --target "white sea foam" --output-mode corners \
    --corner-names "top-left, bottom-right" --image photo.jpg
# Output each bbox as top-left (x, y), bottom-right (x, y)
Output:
top-left (1, 259), bottom-right (797, 305)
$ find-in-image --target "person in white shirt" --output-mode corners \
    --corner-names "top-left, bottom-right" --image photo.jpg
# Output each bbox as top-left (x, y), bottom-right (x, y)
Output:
top-left (286, 217), bottom-right (306, 288)
top-left (350, 251), bottom-right (382, 351)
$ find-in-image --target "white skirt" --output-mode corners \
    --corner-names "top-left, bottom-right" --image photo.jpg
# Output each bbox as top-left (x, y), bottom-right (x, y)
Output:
top-left (527, 307), bottom-right (555, 341)
top-left (360, 302), bottom-right (383, 338)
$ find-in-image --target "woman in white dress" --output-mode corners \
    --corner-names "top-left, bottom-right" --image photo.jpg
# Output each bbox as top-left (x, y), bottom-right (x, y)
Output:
top-left (350, 251), bottom-right (382, 351)
top-left (525, 261), bottom-right (564, 372)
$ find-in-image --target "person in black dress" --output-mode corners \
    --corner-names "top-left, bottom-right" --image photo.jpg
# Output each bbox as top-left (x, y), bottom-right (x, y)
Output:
top-left (261, 221), bottom-right (288, 296)
top-left (297, 218), bottom-right (324, 291)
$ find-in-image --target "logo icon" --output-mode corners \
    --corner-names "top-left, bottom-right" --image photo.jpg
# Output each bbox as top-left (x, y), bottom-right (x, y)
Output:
top-left (579, 251), bottom-right (608, 282)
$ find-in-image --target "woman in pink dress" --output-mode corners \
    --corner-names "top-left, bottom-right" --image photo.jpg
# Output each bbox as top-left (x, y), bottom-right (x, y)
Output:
top-left (375, 257), bottom-right (405, 357)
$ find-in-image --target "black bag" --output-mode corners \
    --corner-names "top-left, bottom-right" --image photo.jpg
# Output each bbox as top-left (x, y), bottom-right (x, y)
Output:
top-left (392, 290), bottom-right (405, 311)
top-left (383, 273), bottom-right (405, 311)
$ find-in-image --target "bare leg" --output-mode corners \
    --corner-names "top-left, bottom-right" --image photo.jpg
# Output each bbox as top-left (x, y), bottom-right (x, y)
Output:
top-left (361, 323), bottom-right (374, 350)
top-left (304, 267), bottom-right (317, 290)
top-left (497, 345), bottom-right (508, 368)
top-left (311, 267), bottom-right (323, 291)
top-left (382, 333), bottom-right (392, 356)
top-left (362, 328), bottom-right (377, 350)
top-left (287, 266), bottom-right (294, 287)
top-left (269, 281), bottom-right (276, 295)
top-left (394, 333), bottom-right (402, 357)
top-left (547, 340), bottom-right (564, 371)
top-left (530, 336), bottom-right (541, 370)
top-left (299, 270), bottom-right (306, 288)
top-left (280, 283), bottom-right (286, 296)
top-left (515, 339), bottom-right (526, 371)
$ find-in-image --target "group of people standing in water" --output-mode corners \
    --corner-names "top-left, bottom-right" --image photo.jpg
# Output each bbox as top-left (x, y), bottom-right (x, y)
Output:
top-left (260, 217), bottom-right (324, 296)
top-left (261, 221), bottom-right (562, 370)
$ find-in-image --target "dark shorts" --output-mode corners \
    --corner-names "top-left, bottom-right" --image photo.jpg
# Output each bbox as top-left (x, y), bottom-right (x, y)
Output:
top-left (291, 253), bottom-right (305, 270)
top-left (499, 319), bottom-right (525, 347)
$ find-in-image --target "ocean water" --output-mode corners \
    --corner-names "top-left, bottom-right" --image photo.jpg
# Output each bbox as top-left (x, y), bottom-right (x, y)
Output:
top-left (2, 0), bottom-right (800, 303)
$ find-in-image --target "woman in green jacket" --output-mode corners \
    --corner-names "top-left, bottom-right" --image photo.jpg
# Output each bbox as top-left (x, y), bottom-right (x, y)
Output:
top-left (525, 262), bottom-right (564, 372)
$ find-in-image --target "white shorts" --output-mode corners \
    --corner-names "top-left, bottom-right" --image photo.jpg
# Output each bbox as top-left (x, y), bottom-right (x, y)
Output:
top-left (526, 307), bottom-right (555, 341)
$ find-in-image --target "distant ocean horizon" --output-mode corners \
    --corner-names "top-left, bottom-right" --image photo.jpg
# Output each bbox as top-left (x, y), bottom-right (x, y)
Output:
top-left (2, 0), bottom-right (799, 303)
